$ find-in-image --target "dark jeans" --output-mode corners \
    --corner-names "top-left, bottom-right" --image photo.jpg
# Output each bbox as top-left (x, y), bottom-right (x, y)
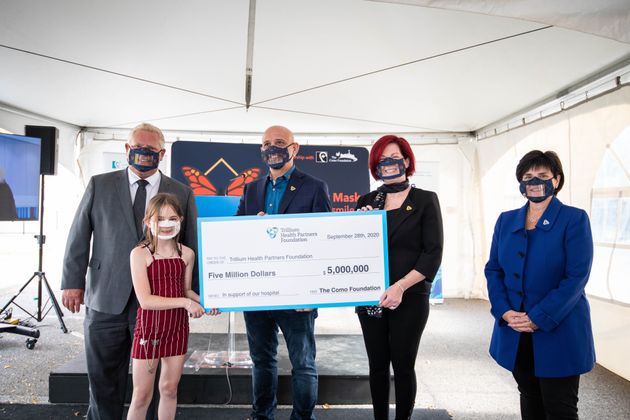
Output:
top-left (512, 332), bottom-right (580, 420)
top-left (357, 293), bottom-right (430, 420)
top-left (244, 309), bottom-right (318, 420)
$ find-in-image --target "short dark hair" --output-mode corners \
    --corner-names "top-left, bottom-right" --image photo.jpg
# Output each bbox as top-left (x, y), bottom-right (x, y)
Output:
top-left (515, 150), bottom-right (564, 193)
top-left (368, 135), bottom-right (415, 180)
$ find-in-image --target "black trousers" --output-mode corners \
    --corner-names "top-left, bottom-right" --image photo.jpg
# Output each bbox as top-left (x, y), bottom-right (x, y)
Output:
top-left (358, 293), bottom-right (430, 420)
top-left (84, 294), bottom-right (159, 420)
top-left (512, 332), bottom-right (580, 420)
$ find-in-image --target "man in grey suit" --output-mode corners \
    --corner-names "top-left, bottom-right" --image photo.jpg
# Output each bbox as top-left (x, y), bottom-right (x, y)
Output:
top-left (61, 122), bottom-right (197, 420)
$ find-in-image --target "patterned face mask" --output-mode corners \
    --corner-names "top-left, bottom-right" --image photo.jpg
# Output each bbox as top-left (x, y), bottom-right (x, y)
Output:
top-left (128, 147), bottom-right (161, 172)
top-left (261, 145), bottom-right (293, 169)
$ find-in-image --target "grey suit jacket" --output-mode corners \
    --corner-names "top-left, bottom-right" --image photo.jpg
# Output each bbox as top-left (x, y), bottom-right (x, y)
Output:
top-left (61, 169), bottom-right (198, 314)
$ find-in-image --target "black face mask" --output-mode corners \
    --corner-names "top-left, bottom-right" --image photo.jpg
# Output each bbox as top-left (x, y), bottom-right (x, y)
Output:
top-left (261, 145), bottom-right (293, 169)
top-left (377, 180), bottom-right (409, 194)
top-left (519, 177), bottom-right (555, 203)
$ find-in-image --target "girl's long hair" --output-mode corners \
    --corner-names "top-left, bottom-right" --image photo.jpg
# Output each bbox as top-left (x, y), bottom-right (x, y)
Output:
top-left (140, 192), bottom-right (184, 257)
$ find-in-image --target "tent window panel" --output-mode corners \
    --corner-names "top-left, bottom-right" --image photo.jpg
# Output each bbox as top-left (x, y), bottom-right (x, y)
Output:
top-left (589, 125), bottom-right (630, 305)
top-left (593, 150), bottom-right (630, 188)
top-left (609, 248), bottom-right (630, 304)
top-left (587, 246), bottom-right (613, 300)
top-left (591, 125), bottom-right (630, 246)
top-left (618, 198), bottom-right (630, 244)
top-left (591, 197), bottom-right (619, 244)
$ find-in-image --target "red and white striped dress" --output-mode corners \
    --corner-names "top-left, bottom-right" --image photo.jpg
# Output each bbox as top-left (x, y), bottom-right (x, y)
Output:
top-left (132, 256), bottom-right (189, 359)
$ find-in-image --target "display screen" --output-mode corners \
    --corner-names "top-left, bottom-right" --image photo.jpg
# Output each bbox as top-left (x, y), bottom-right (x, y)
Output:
top-left (0, 134), bottom-right (41, 221)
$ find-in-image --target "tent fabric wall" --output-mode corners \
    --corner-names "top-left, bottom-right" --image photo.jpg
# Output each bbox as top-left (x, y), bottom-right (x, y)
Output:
top-left (409, 144), bottom-right (476, 298)
top-left (389, 0), bottom-right (630, 44)
top-left (474, 86), bottom-right (630, 380)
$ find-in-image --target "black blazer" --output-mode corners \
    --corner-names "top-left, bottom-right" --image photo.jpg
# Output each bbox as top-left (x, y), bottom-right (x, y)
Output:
top-left (236, 167), bottom-right (332, 216)
top-left (356, 187), bottom-right (443, 294)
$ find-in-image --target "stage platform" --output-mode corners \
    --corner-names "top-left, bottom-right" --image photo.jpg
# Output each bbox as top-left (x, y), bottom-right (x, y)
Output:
top-left (0, 403), bottom-right (452, 419)
top-left (49, 333), bottom-right (377, 405)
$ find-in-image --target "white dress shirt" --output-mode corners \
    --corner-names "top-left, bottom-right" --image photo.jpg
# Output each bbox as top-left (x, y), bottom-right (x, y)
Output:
top-left (127, 167), bottom-right (161, 207)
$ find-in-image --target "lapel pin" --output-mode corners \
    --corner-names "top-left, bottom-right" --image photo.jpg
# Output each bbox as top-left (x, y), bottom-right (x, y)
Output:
top-left (543, 219), bottom-right (550, 225)
top-left (406, 205), bottom-right (412, 211)
top-left (290, 186), bottom-right (296, 191)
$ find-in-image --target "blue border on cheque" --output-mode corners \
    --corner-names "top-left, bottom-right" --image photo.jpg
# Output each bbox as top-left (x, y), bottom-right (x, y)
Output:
top-left (196, 211), bottom-right (389, 311)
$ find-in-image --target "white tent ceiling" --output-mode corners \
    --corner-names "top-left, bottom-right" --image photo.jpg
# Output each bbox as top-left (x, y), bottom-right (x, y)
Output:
top-left (1, 0), bottom-right (629, 134)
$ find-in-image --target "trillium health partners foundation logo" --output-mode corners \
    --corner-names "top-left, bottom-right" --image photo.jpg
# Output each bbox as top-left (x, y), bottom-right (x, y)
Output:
top-left (266, 227), bottom-right (279, 239)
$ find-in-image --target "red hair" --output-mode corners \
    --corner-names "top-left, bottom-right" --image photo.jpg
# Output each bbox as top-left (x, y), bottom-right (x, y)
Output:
top-left (368, 135), bottom-right (415, 180)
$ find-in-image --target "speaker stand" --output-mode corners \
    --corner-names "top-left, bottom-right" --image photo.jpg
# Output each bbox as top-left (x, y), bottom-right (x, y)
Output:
top-left (0, 174), bottom-right (68, 332)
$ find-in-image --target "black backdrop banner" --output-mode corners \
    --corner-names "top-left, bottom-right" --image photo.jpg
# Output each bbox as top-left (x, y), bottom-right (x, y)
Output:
top-left (171, 141), bottom-right (370, 216)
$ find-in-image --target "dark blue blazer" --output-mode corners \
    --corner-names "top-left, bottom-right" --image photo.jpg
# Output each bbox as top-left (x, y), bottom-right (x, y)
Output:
top-left (236, 167), bottom-right (332, 216)
top-left (485, 197), bottom-right (595, 377)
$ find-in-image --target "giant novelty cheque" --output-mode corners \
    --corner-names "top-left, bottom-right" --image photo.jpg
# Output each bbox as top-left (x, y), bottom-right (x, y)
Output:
top-left (197, 211), bottom-right (389, 311)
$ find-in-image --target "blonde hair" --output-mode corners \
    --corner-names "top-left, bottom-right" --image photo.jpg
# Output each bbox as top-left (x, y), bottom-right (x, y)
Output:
top-left (140, 193), bottom-right (183, 256)
top-left (129, 122), bottom-right (165, 149)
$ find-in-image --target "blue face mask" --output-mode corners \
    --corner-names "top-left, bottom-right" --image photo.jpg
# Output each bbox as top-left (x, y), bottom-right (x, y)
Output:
top-left (261, 145), bottom-right (293, 170)
top-left (128, 147), bottom-right (161, 172)
top-left (519, 177), bottom-right (555, 203)
top-left (376, 157), bottom-right (406, 180)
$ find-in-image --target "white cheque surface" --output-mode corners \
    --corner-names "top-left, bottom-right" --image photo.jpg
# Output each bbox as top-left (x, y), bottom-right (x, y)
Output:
top-left (198, 211), bottom-right (389, 311)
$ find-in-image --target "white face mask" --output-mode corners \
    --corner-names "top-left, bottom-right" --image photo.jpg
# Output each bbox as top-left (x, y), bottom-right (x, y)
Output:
top-left (150, 220), bottom-right (181, 240)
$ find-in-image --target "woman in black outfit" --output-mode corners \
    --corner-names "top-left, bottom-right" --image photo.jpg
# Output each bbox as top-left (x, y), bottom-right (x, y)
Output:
top-left (356, 135), bottom-right (443, 420)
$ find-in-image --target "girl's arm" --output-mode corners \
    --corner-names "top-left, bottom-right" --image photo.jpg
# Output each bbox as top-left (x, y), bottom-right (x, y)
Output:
top-left (130, 246), bottom-right (195, 311)
top-left (182, 246), bottom-right (220, 316)
top-left (182, 246), bottom-right (200, 302)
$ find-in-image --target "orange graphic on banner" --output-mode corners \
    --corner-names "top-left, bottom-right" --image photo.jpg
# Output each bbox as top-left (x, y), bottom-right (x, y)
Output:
top-left (181, 158), bottom-right (260, 196)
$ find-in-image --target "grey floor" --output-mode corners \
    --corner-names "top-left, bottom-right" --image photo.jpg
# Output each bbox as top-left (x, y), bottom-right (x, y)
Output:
top-left (1, 297), bottom-right (629, 419)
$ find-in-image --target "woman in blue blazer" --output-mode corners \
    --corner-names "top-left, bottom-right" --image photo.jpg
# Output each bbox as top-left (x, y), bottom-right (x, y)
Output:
top-left (485, 150), bottom-right (595, 420)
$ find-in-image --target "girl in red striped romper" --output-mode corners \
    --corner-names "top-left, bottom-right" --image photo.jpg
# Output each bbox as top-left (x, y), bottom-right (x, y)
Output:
top-left (127, 193), bottom-right (219, 420)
